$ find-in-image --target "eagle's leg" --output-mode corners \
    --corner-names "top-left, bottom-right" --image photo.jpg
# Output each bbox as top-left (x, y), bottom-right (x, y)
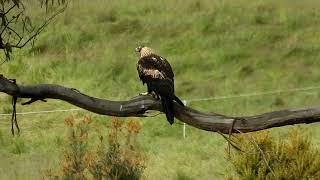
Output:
top-left (151, 91), bottom-right (160, 100)
top-left (139, 92), bottom-right (159, 99)
top-left (139, 85), bottom-right (159, 100)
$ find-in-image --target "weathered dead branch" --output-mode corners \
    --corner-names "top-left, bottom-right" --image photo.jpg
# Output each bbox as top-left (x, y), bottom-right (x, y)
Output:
top-left (0, 75), bottom-right (320, 134)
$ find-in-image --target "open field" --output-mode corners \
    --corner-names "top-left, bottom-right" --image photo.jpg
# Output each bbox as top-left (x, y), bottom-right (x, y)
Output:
top-left (1, 0), bottom-right (320, 179)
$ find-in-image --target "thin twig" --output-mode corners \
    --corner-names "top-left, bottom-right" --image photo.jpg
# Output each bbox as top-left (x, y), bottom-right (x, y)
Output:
top-left (15, 4), bottom-right (67, 48)
top-left (7, 26), bottom-right (23, 44)
top-left (235, 129), bottom-right (276, 179)
top-left (9, 79), bottom-right (20, 136)
top-left (4, 4), bottom-right (17, 15)
top-left (0, 16), bottom-right (16, 35)
top-left (217, 131), bottom-right (243, 152)
top-left (227, 118), bottom-right (237, 155)
top-left (0, 57), bottom-right (6, 65)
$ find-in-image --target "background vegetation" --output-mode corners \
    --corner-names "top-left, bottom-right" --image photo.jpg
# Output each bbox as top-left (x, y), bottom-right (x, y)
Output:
top-left (0, 0), bottom-right (320, 179)
top-left (227, 130), bottom-right (320, 179)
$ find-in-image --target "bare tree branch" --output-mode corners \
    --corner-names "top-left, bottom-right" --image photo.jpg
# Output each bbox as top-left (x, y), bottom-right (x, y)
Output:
top-left (0, 0), bottom-right (68, 61)
top-left (15, 3), bottom-right (67, 48)
top-left (3, 3), bottom-right (17, 15)
top-left (0, 75), bottom-right (320, 134)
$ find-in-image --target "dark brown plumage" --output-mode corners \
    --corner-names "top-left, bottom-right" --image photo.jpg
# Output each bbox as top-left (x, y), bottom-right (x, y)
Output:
top-left (135, 46), bottom-right (184, 125)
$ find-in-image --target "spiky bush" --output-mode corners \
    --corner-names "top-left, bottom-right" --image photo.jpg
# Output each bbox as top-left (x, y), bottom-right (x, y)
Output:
top-left (226, 130), bottom-right (320, 180)
top-left (88, 117), bottom-right (146, 180)
top-left (44, 116), bottom-right (146, 180)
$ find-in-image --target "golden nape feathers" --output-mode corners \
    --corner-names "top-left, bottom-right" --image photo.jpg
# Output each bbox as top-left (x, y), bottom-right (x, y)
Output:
top-left (136, 46), bottom-right (154, 58)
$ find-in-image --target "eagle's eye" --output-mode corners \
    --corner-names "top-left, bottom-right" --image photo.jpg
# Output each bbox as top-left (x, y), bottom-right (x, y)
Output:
top-left (135, 46), bottom-right (144, 53)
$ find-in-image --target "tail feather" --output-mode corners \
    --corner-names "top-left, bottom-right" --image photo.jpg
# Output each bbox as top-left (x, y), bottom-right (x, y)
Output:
top-left (161, 97), bottom-right (174, 125)
top-left (174, 95), bottom-right (185, 106)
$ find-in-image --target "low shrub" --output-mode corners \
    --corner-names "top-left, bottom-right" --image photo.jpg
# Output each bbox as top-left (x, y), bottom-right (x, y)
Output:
top-left (226, 130), bottom-right (320, 180)
top-left (44, 116), bottom-right (146, 180)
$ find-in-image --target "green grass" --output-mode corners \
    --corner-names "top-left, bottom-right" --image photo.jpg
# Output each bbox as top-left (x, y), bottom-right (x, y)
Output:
top-left (1, 0), bottom-right (320, 179)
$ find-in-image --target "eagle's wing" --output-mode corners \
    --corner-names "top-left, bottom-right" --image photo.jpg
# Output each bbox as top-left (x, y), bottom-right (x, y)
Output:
top-left (137, 54), bottom-right (174, 94)
top-left (138, 54), bottom-right (174, 80)
top-left (137, 55), bottom-right (174, 81)
top-left (155, 55), bottom-right (174, 80)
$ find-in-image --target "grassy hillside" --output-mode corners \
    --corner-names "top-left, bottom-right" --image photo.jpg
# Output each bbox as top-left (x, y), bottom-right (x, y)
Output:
top-left (1, 0), bottom-right (320, 179)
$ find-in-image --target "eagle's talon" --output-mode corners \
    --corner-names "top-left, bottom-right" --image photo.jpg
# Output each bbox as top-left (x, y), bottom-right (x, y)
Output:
top-left (151, 92), bottom-right (160, 100)
top-left (139, 92), bottom-right (149, 96)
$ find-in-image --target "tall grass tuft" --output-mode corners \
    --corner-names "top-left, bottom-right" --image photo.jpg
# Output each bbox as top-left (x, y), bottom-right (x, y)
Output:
top-left (226, 130), bottom-right (320, 180)
top-left (10, 137), bottom-right (28, 154)
top-left (0, 130), bottom-right (3, 145)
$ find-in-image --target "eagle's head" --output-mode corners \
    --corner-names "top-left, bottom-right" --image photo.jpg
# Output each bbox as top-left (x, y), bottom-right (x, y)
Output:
top-left (135, 45), bottom-right (153, 58)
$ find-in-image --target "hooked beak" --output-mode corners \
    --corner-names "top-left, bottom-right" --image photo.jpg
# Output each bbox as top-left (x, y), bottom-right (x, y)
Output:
top-left (135, 45), bottom-right (143, 53)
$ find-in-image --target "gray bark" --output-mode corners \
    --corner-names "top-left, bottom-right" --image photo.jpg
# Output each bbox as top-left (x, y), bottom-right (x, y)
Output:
top-left (1, 75), bottom-right (319, 134)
